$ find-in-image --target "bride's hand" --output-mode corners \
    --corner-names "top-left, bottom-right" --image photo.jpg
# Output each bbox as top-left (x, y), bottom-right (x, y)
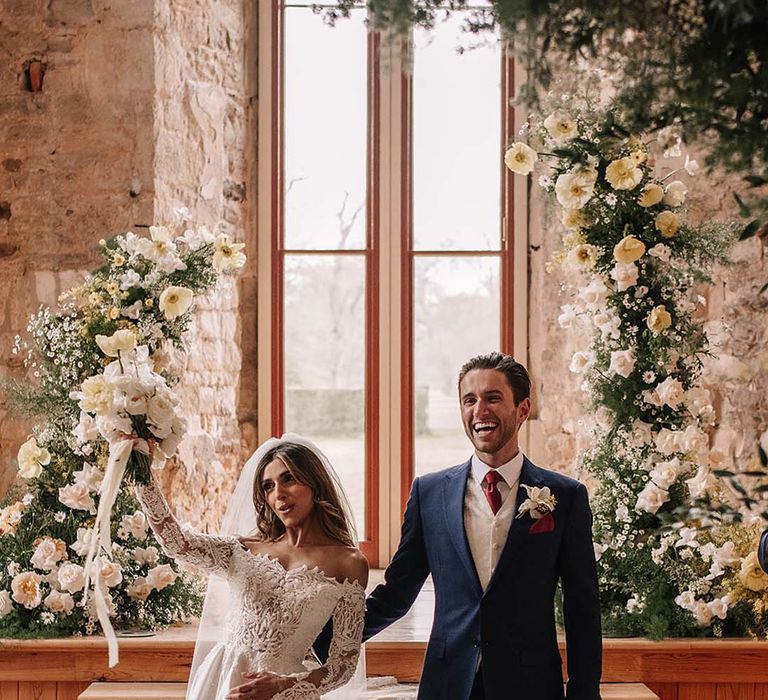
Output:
top-left (225, 671), bottom-right (295, 699)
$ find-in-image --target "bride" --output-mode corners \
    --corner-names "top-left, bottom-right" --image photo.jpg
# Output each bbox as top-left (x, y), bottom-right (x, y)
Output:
top-left (136, 434), bottom-right (368, 700)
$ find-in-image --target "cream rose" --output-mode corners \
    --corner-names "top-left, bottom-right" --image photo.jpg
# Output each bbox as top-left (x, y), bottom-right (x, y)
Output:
top-left (638, 182), bottom-right (664, 207)
top-left (605, 157), bottom-right (643, 190)
top-left (120, 512), bottom-right (149, 540)
top-left (740, 552), bottom-right (768, 592)
top-left (57, 563), bottom-right (86, 594)
top-left (147, 393), bottom-right (177, 436)
top-left (44, 590), bottom-right (75, 614)
top-left (610, 262), bottom-right (639, 291)
top-left (146, 563), bottom-right (177, 591)
top-left (555, 171), bottom-right (596, 209)
top-left (126, 576), bottom-right (152, 600)
top-left (95, 558), bottom-right (123, 588)
top-left (58, 482), bottom-right (96, 513)
top-left (613, 235), bottom-right (646, 264)
top-left (158, 285), bottom-right (194, 320)
top-left (70, 527), bottom-right (95, 557)
top-left (543, 112), bottom-right (578, 143)
top-left (635, 482), bottom-right (668, 514)
top-left (663, 180), bottom-right (687, 207)
top-left (75, 375), bottom-right (114, 415)
top-left (504, 142), bottom-right (538, 175)
top-left (0, 590), bottom-right (12, 617)
top-left (577, 278), bottom-right (609, 309)
top-left (646, 305), bottom-right (672, 334)
top-left (17, 437), bottom-right (52, 480)
top-left (569, 350), bottom-right (595, 374)
top-left (655, 376), bottom-right (686, 409)
top-left (655, 210), bottom-right (680, 238)
top-left (608, 349), bottom-right (636, 378)
top-left (132, 546), bottom-right (159, 566)
top-left (30, 537), bottom-right (67, 571)
top-left (11, 571), bottom-right (42, 609)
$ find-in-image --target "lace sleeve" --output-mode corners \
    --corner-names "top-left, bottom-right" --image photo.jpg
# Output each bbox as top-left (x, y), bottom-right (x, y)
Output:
top-left (135, 481), bottom-right (236, 576)
top-left (318, 583), bottom-right (366, 693)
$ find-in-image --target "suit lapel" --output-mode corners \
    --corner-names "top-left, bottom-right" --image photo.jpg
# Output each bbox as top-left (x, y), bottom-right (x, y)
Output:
top-left (442, 461), bottom-right (483, 596)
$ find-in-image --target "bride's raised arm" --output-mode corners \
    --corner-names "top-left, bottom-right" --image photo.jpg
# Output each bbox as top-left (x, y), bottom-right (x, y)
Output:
top-left (135, 477), bottom-right (237, 577)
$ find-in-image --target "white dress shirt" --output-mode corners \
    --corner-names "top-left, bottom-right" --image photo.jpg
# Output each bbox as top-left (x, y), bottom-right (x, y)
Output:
top-left (463, 451), bottom-right (524, 591)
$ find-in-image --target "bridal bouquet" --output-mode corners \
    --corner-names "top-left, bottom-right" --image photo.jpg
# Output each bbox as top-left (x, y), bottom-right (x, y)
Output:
top-left (503, 96), bottom-right (768, 637)
top-left (0, 209), bottom-right (245, 653)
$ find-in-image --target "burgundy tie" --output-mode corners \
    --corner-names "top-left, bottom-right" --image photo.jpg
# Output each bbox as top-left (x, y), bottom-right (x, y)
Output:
top-left (482, 470), bottom-right (503, 515)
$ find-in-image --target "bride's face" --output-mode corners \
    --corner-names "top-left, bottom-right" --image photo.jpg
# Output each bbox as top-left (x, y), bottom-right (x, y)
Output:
top-left (261, 457), bottom-right (315, 528)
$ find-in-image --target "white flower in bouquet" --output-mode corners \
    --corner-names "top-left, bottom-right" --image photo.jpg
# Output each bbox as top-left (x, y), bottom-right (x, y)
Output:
top-left (650, 460), bottom-right (680, 490)
top-left (58, 481), bottom-right (96, 513)
top-left (684, 155), bottom-right (699, 176)
top-left (569, 350), bottom-right (595, 374)
top-left (654, 376), bottom-right (686, 408)
top-left (675, 590), bottom-right (696, 611)
top-left (30, 537), bottom-right (67, 571)
top-left (72, 463), bottom-right (104, 492)
top-left (70, 527), bottom-right (96, 557)
top-left (120, 300), bottom-right (142, 320)
top-left (648, 243), bottom-right (672, 264)
top-left (132, 546), bottom-right (159, 566)
top-left (57, 562), bottom-right (86, 594)
top-left (159, 285), bottom-right (194, 320)
top-left (73, 412), bottom-right (100, 445)
top-left (655, 210), bottom-right (680, 238)
top-left (95, 412), bottom-right (134, 445)
top-left (74, 375), bottom-right (114, 415)
top-left (44, 590), bottom-right (75, 615)
top-left (543, 111), bottom-right (578, 142)
top-left (636, 481), bottom-right (668, 514)
top-left (118, 269), bottom-right (142, 291)
top-left (663, 181), bottom-right (688, 207)
top-left (120, 512), bottom-right (148, 540)
top-left (146, 391), bottom-right (179, 438)
top-left (555, 170), bottom-right (596, 209)
top-left (693, 600), bottom-right (713, 626)
top-left (605, 157), bottom-right (643, 190)
top-left (707, 597), bottom-right (729, 620)
top-left (638, 182), bottom-right (664, 207)
top-left (126, 576), bottom-right (152, 600)
top-left (565, 243), bottom-right (599, 270)
top-left (608, 349), bottom-right (636, 378)
top-left (156, 416), bottom-right (186, 460)
top-left (93, 557), bottom-right (123, 588)
top-left (213, 234), bottom-right (248, 273)
top-left (17, 437), bottom-right (52, 479)
top-left (95, 329), bottom-right (137, 358)
top-left (557, 304), bottom-right (579, 329)
top-left (631, 419), bottom-right (654, 446)
top-left (685, 387), bottom-right (713, 417)
top-left (178, 225), bottom-right (215, 251)
top-left (613, 235), bottom-right (646, 264)
top-left (136, 226), bottom-right (186, 273)
top-left (577, 278), bottom-right (609, 309)
top-left (685, 466), bottom-right (718, 499)
top-left (610, 262), bottom-right (639, 292)
top-left (740, 552), bottom-right (768, 592)
top-left (713, 542), bottom-right (740, 569)
top-left (646, 305), bottom-right (672, 334)
top-left (592, 310), bottom-right (621, 340)
top-left (11, 571), bottom-right (42, 609)
top-left (146, 563), bottom-right (178, 591)
top-left (0, 590), bottom-right (12, 617)
top-left (504, 142), bottom-right (538, 175)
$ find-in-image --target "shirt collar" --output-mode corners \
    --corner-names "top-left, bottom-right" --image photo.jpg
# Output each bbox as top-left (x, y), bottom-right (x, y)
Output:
top-left (470, 450), bottom-right (525, 486)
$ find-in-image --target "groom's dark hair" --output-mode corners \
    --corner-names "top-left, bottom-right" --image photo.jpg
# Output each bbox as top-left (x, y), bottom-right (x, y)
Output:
top-left (458, 352), bottom-right (530, 404)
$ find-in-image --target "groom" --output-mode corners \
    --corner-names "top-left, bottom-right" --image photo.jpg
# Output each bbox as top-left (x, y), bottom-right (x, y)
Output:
top-left (363, 352), bottom-right (602, 699)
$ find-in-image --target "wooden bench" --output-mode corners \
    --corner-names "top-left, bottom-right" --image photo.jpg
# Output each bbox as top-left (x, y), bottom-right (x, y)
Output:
top-left (79, 681), bottom-right (659, 699)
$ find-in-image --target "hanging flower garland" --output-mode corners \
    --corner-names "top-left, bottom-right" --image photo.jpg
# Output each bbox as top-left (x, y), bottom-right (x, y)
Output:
top-left (0, 209), bottom-right (246, 655)
top-left (505, 99), bottom-right (768, 637)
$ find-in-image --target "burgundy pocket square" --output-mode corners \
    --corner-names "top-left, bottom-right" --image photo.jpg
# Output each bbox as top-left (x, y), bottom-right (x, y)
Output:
top-left (529, 512), bottom-right (555, 534)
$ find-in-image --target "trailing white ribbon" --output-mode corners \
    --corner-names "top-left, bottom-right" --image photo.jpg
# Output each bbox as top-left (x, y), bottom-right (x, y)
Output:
top-left (82, 436), bottom-right (148, 667)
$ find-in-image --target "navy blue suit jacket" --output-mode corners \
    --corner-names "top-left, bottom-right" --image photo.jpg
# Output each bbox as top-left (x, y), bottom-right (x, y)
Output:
top-left (758, 528), bottom-right (768, 573)
top-left (363, 457), bottom-right (602, 700)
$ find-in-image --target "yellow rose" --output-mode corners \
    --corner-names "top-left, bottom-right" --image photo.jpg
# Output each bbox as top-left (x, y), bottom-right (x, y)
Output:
top-left (159, 286), bottom-right (194, 320)
top-left (646, 305), bottom-right (672, 334)
top-left (638, 183), bottom-right (664, 207)
top-left (504, 142), bottom-right (538, 175)
top-left (605, 157), bottom-right (643, 190)
top-left (740, 551), bottom-right (768, 592)
top-left (613, 235), bottom-right (646, 264)
top-left (655, 210), bottom-right (680, 238)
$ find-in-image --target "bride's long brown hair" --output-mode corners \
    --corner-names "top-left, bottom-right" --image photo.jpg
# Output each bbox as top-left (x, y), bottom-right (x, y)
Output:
top-left (251, 442), bottom-right (356, 547)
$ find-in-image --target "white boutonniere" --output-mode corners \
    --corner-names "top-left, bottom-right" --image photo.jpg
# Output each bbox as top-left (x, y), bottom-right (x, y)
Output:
top-left (516, 485), bottom-right (558, 520)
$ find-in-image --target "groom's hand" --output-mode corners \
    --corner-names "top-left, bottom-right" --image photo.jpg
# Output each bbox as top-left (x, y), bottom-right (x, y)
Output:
top-left (225, 671), bottom-right (294, 699)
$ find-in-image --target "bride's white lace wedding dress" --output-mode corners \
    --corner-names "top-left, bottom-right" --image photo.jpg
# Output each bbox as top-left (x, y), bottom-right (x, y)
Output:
top-left (137, 482), bottom-right (365, 700)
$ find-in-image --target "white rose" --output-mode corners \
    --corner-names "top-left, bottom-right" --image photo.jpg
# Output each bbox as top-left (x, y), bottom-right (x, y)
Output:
top-left (543, 112), bottom-right (578, 142)
top-left (132, 546), bottom-right (159, 566)
top-left (577, 278), bottom-right (609, 309)
top-left (650, 462), bottom-right (679, 490)
top-left (592, 311), bottom-right (620, 340)
top-left (74, 375), bottom-right (114, 415)
top-left (120, 512), bottom-right (149, 540)
top-left (675, 590), bottom-right (697, 611)
top-left (57, 563), bottom-right (86, 594)
top-left (17, 437), bottom-right (51, 479)
top-left (44, 590), bottom-right (74, 615)
top-left (94, 558), bottom-right (123, 588)
top-left (73, 411), bottom-right (99, 444)
top-left (663, 180), bottom-right (687, 207)
top-left (58, 482), bottom-right (96, 513)
top-left (635, 482), bottom-right (668, 514)
top-left (158, 416), bottom-right (186, 459)
top-left (648, 243), bottom-right (672, 264)
top-left (655, 428), bottom-right (683, 455)
top-left (631, 420), bottom-right (654, 446)
top-left (504, 142), bottom-right (538, 175)
top-left (655, 376), bottom-right (685, 409)
top-left (608, 349), bottom-right (636, 378)
top-left (30, 537), bottom-right (66, 571)
top-left (11, 571), bottom-right (42, 609)
top-left (555, 170), bottom-right (596, 209)
top-left (569, 350), bottom-right (595, 374)
top-left (70, 527), bottom-right (95, 557)
top-left (686, 466), bottom-right (717, 499)
top-left (146, 563), bottom-right (177, 591)
top-left (121, 386), bottom-right (149, 416)
top-left (0, 590), bottom-right (13, 617)
top-left (146, 393), bottom-right (178, 437)
top-left (126, 576), bottom-right (152, 600)
top-left (158, 286), bottom-right (194, 320)
top-left (610, 262), bottom-right (639, 292)
top-left (680, 425), bottom-right (709, 457)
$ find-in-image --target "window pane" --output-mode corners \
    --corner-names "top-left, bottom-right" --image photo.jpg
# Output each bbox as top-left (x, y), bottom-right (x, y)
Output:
top-left (283, 254), bottom-right (367, 536)
top-left (412, 14), bottom-right (501, 252)
top-left (413, 256), bottom-right (500, 477)
top-left (284, 8), bottom-right (367, 250)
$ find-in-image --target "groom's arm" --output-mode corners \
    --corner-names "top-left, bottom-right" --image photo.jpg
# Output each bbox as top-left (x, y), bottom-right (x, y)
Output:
top-left (364, 476), bottom-right (431, 641)
top-left (559, 483), bottom-right (602, 700)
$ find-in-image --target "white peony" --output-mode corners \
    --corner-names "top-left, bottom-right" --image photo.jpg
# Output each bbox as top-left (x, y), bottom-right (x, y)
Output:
top-left (610, 262), bottom-right (639, 292)
top-left (543, 112), bottom-right (578, 142)
top-left (58, 482), bottom-right (96, 513)
top-left (569, 350), bottom-right (595, 374)
top-left (146, 563), bottom-right (177, 591)
top-left (57, 563), bottom-right (86, 594)
top-left (44, 590), bottom-right (75, 615)
top-left (74, 375), bottom-right (114, 415)
top-left (11, 571), bottom-right (42, 609)
top-left (17, 437), bottom-right (51, 479)
top-left (504, 142), bottom-right (538, 175)
top-left (159, 286), bottom-right (194, 320)
top-left (608, 349), bottom-right (636, 378)
top-left (555, 170), bottom-right (596, 209)
top-left (663, 180), bottom-right (687, 207)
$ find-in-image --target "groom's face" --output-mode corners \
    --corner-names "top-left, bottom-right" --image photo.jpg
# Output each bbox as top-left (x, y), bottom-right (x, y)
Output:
top-left (459, 368), bottom-right (531, 467)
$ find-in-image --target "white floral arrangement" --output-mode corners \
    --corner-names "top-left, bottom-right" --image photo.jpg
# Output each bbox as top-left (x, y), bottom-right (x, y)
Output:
top-left (505, 100), bottom-right (768, 637)
top-left (0, 208), bottom-right (245, 647)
